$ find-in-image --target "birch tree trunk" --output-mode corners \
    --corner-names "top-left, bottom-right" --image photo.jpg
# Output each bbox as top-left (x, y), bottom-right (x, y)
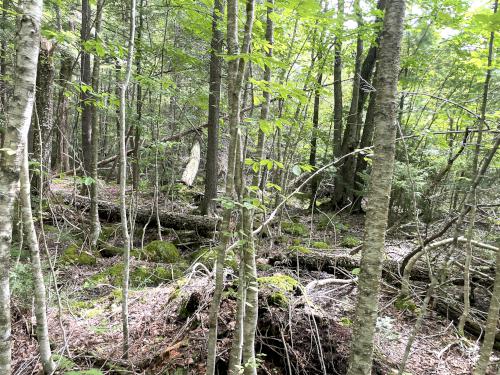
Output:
top-left (120, 0), bottom-right (136, 359)
top-left (20, 146), bottom-right (55, 374)
top-left (346, 1), bottom-right (405, 374)
top-left (0, 0), bottom-right (44, 371)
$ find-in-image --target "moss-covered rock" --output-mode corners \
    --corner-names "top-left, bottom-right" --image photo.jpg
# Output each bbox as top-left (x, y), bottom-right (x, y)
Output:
top-left (143, 240), bottom-right (180, 263)
top-left (288, 245), bottom-right (311, 254)
top-left (60, 244), bottom-right (97, 266)
top-left (190, 246), bottom-right (238, 271)
top-left (258, 274), bottom-right (299, 308)
top-left (340, 235), bottom-right (361, 248)
top-left (282, 221), bottom-right (308, 236)
top-left (312, 241), bottom-right (329, 249)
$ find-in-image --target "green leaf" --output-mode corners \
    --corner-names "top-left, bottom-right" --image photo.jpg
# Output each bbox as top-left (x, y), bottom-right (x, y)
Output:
top-left (291, 165), bottom-right (301, 176)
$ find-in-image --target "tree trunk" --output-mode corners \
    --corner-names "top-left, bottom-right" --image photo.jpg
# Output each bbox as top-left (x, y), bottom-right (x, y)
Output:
top-left (0, 0), bottom-right (43, 371)
top-left (32, 38), bottom-right (55, 194)
top-left (132, 0), bottom-right (144, 191)
top-left (90, 0), bottom-right (103, 248)
top-left (80, 0), bottom-right (92, 174)
top-left (52, 53), bottom-right (73, 172)
top-left (332, 0), bottom-right (344, 160)
top-left (119, 0), bottom-right (136, 359)
top-left (309, 71), bottom-right (322, 209)
top-left (20, 146), bottom-right (55, 374)
top-left (346, 1), bottom-right (405, 374)
top-left (333, 0), bottom-right (363, 208)
top-left (200, 0), bottom-right (224, 216)
top-left (181, 139), bottom-right (201, 186)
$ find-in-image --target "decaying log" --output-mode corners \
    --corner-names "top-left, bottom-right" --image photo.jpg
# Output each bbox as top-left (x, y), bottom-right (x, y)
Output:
top-left (58, 192), bottom-right (220, 235)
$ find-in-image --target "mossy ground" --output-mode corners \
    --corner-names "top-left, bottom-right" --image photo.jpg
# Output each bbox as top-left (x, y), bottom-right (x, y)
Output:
top-left (258, 274), bottom-right (299, 308)
top-left (60, 243), bottom-right (98, 266)
top-left (281, 221), bottom-right (308, 236)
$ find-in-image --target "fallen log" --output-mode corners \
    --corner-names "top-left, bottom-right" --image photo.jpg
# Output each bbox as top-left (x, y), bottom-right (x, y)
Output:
top-left (58, 192), bottom-right (220, 235)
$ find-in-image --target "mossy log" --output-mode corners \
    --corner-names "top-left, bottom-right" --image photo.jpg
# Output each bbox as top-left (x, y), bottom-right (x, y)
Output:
top-left (60, 193), bottom-right (220, 235)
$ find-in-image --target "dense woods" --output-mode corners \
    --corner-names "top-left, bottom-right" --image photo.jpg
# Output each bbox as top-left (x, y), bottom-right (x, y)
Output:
top-left (0, 0), bottom-right (499, 374)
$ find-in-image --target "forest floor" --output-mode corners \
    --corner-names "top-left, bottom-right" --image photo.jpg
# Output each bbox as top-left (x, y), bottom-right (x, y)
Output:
top-left (11, 180), bottom-right (497, 374)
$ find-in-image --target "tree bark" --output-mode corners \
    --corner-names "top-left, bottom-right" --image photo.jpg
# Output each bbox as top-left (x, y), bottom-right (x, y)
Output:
top-left (333, 0), bottom-right (363, 207)
top-left (80, 0), bottom-right (92, 174)
top-left (332, 0), bottom-right (344, 160)
top-left (200, 0), bottom-right (224, 216)
top-left (346, 1), bottom-right (405, 374)
top-left (90, 0), bottom-right (103, 248)
top-left (20, 146), bottom-right (55, 374)
top-left (0, 0), bottom-right (44, 371)
top-left (32, 38), bottom-right (55, 194)
top-left (119, 0), bottom-right (136, 359)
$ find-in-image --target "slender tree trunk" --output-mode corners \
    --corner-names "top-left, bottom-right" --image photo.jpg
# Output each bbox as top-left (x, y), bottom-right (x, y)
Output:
top-left (200, 0), bottom-right (224, 215)
top-left (206, 0), bottom-right (255, 373)
top-left (334, 0), bottom-right (363, 207)
top-left (0, 0), bottom-right (9, 113)
top-left (309, 71), bottom-right (322, 209)
top-left (53, 53), bottom-right (72, 172)
top-left (90, 0), bottom-right (103, 248)
top-left (346, 1), bottom-right (405, 374)
top-left (474, 241), bottom-right (500, 375)
top-left (20, 146), bottom-right (55, 374)
top-left (0, 0), bottom-right (43, 371)
top-left (251, 0), bottom-right (273, 190)
top-left (120, 0), bottom-right (136, 359)
top-left (80, 0), bottom-right (92, 174)
top-left (132, 0), bottom-right (144, 191)
top-left (32, 38), bottom-right (55, 194)
top-left (332, 0), bottom-right (344, 160)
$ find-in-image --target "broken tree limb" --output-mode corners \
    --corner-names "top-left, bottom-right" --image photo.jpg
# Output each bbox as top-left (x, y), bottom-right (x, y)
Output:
top-left (400, 236), bottom-right (499, 297)
top-left (181, 140), bottom-right (201, 186)
top-left (58, 192), bottom-right (220, 235)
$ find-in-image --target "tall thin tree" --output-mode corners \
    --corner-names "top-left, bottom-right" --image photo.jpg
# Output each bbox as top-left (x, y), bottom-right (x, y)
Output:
top-left (346, 1), bottom-right (406, 374)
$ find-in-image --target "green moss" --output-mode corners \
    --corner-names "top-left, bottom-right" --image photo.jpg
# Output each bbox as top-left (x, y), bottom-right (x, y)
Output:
top-left (289, 245), bottom-right (311, 254)
top-left (52, 354), bottom-right (77, 370)
top-left (291, 238), bottom-right (302, 245)
top-left (317, 216), bottom-right (349, 232)
top-left (98, 244), bottom-right (123, 258)
top-left (60, 243), bottom-right (97, 266)
top-left (394, 297), bottom-right (418, 312)
top-left (99, 225), bottom-right (118, 242)
top-left (340, 236), bottom-right (361, 248)
top-left (258, 274), bottom-right (298, 292)
top-left (282, 221), bottom-right (308, 236)
top-left (143, 240), bottom-right (180, 263)
top-left (87, 262), bottom-right (186, 288)
top-left (65, 370), bottom-right (104, 375)
top-left (190, 247), bottom-right (237, 271)
top-left (268, 291), bottom-right (289, 308)
top-left (257, 263), bottom-right (272, 272)
top-left (312, 241), bottom-right (329, 249)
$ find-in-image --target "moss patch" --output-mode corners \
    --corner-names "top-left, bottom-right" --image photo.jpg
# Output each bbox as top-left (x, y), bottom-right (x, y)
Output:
top-left (143, 240), bottom-right (180, 263)
top-left (60, 243), bottom-right (97, 266)
top-left (341, 236), bottom-right (361, 248)
top-left (258, 274), bottom-right (299, 308)
top-left (282, 221), bottom-right (308, 236)
top-left (86, 262), bottom-right (186, 288)
top-left (190, 247), bottom-right (238, 271)
top-left (312, 241), bottom-right (329, 249)
top-left (317, 216), bottom-right (349, 232)
top-left (288, 245), bottom-right (311, 254)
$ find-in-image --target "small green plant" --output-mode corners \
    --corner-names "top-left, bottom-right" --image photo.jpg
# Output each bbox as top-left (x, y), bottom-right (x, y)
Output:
top-left (339, 316), bottom-right (352, 327)
top-left (312, 241), bottom-right (329, 249)
top-left (281, 221), bottom-right (308, 236)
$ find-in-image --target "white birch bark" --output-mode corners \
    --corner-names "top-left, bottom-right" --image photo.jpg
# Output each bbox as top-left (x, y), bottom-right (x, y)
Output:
top-left (0, 0), bottom-right (43, 371)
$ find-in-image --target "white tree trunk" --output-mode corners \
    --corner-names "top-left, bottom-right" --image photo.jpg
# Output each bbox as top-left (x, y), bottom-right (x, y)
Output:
top-left (0, 0), bottom-right (43, 372)
top-left (181, 140), bottom-right (200, 186)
